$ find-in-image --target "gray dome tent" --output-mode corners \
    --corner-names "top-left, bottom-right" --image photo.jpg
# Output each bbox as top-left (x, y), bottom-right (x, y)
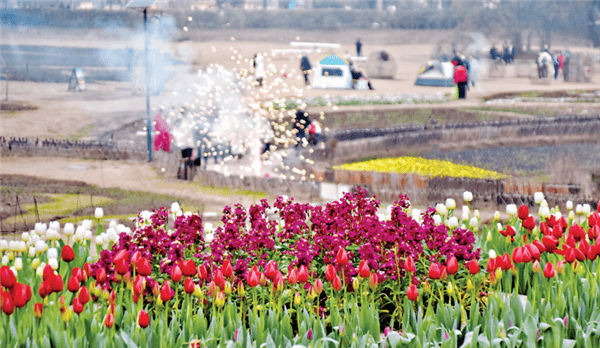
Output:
top-left (367, 51), bottom-right (397, 79)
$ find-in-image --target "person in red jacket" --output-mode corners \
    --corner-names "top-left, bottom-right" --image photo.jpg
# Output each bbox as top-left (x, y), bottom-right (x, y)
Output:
top-left (454, 62), bottom-right (468, 99)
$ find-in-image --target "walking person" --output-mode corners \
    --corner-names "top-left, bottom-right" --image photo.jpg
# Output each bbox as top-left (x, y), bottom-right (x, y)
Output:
top-left (253, 53), bottom-right (265, 87)
top-left (300, 54), bottom-right (312, 86)
top-left (356, 38), bottom-right (362, 57)
top-left (454, 62), bottom-right (468, 99)
top-left (552, 52), bottom-right (560, 80)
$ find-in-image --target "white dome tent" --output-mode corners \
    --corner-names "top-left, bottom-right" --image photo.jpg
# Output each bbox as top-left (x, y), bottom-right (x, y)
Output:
top-left (311, 54), bottom-right (352, 89)
top-left (414, 60), bottom-right (455, 87)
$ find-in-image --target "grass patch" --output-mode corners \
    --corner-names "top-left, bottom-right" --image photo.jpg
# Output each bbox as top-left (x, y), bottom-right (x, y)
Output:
top-left (192, 182), bottom-right (267, 201)
top-left (0, 101), bottom-right (38, 112)
top-left (68, 124), bottom-right (95, 141)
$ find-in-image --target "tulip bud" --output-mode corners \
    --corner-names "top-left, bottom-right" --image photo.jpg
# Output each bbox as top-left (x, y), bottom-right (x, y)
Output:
top-left (95, 208), bottom-right (104, 219)
top-left (466, 279), bottom-right (474, 292)
top-left (406, 284), bottom-right (418, 301)
top-left (352, 277), bottom-right (360, 292)
top-left (61, 307), bottom-right (72, 323)
top-left (104, 312), bottom-right (114, 328)
top-left (486, 231), bottom-right (492, 242)
top-left (294, 291), bottom-right (301, 306)
top-left (215, 291), bottom-right (225, 308)
top-left (14, 257), bottom-right (22, 271)
top-left (532, 260), bottom-right (541, 273)
top-left (448, 217), bottom-right (458, 228)
top-left (534, 192), bottom-right (544, 204)
top-left (436, 203), bottom-right (448, 216)
top-left (193, 284), bottom-right (203, 299)
top-left (447, 282), bottom-right (453, 296)
top-left (495, 268), bottom-right (502, 280)
top-left (368, 273), bottom-right (378, 289)
top-left (493, 211), bottom-right (501, 221)
top-left (422, 280), bottom-right (431, 294)
top-left (445, 198), bottom-right (456, 210)
top-left (138, 310), bottom-right (150, 328)
top-left (48, 258), bottom-right (59, 271)
top-left (463, 191), bottom-right (473, 203)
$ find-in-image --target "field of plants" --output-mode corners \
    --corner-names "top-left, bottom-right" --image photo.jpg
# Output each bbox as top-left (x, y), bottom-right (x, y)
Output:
top-left (1, 188), bottom-right (600, 347)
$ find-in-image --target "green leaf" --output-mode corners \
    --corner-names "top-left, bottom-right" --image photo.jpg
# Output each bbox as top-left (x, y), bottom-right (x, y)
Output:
top-left (120, 331), bottom-right (138, 348)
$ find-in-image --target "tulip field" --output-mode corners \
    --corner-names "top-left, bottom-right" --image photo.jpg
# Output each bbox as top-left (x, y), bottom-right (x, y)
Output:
top-left (2, 189), bottom-right (600, 347)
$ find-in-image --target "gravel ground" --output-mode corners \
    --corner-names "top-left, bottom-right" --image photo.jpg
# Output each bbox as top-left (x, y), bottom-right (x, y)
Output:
top-left (424, 142), bottom-right (600, 173)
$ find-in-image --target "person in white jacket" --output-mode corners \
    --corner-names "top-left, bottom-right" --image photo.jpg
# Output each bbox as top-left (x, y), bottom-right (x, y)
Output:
top-left (253, 53), bottom-right (265, 87)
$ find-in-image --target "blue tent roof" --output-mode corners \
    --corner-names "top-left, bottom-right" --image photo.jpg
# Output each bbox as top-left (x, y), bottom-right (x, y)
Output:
top-left (318, 54), bottom-right (347, 66)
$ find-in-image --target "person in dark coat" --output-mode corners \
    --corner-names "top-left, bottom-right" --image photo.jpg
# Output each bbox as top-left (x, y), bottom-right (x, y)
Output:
top-left (293, 109), bottom-right (310, 147)
top-left (356, 39), bottom-right (362, 57)
top-left (300, 54), bottom-right (312, 85)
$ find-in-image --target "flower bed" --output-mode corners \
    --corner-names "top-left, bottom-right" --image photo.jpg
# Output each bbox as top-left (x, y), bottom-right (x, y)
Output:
top-left (335, 156), bottom-right (507, 180)
top-left (1, 190), bottom-right (600, 347)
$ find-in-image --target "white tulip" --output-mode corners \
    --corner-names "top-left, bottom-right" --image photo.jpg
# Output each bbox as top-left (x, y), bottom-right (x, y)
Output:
top-left (14, 257), bottom-right (22, 271)
top-left (469, 217), bottom-right (478, 228)
top-left (29, 246), bottom-right (36, 258)
top-left (35, 240), bottom-right (47, 254)
top-left (64, 223), bottom-right (75, 236)
top-left (583, 204), bottom-right (591, 215)
top-left (0, 240), bottom-right (7, 252)
top-left (497, 223), bottom-right (503, 230)
top-left (35, 223), bottom-right (47, 235)
top-left (204, 223), bottom-right (213, 233)
top-left (8, 241), bottom-right (17, 252)
top-left (568, 211), bottom-right (575, 220)
top-left (411, 209), bottom-right (421, 220)
top-left (534, 192), bottom-right (545, 204)
top-left (47, 248), bottom-right (58, 260)
top-left (433, 214), bottom-right (442, 225)
top-left (489, 249), bottom-right (497, 259)
top-left (205, 232), bottom-right (214, 243)
top-left (461, 210), bottom-right (469, 221)
top-left (95, 207), bottom-right (104, 219)
top-left (493, 211), bottom-right (501, 221)
top-left (463, 191), bottom-right (473, 202)
top-left (576, 204), bottom-right (583, 215)
top-left (566, 201), bottom-right (573, 210)
top-left (109, 220), bottom-right (117, 229)
top-left (82, 220), bottom-right (93, 231)
top-left (171, 202), bottom-right (181, 214)
top-left (116, 224), bottom-right (127, 234)
top-left (49, 221), bottom-right (60, 231)
top-left (140, 211), bottom-right (153, 222)
top-left (1, 255), bottom-right (8, 266)
top-left (435, 203), bottom-right (448, 216)
top-left (445, 198), bottom-right (456, 210)
top-left (474, 210), bottom-right (480, 219)
top-left (95, 236), bottom-right (104, 246)
top-left (31, 258), bottom-right (40, 270)
top-left (540, 207), bottom-right (551, 218)
top-left (36, 264), bottom-right (45, 277)
top-left (555, 212), bottom-right (562, 220)
top-left (506, 204), bottom-right (517, 216)
top-left (124, 227), bottom-right (132, 235)
top-left (48, 258), bottom-right (59, 270)
top-left (106, 228), bottom-right (118, 242)
top-left (10, 267), bottom-right (17, 277)
top-left (21, 232), bottom-right (30, 242)
top-left (448, 217), bottom-right (459, 228)
top-left (84, 230), bottom-right (93, 241)
top-left (30, 234), bottom-right (40, 245)
top-left (46, 229), bottom-right (58, 241)
top-left (540, 200), bottom-right (548, 208)
top-left (461, 224), bottom-right (466, 229)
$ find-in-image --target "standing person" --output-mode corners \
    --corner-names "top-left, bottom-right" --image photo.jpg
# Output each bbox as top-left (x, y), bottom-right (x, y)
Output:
top-left (293, 109), bottom-right (310, 147)
top-left (461, 55), bottom-right (470, 89)
top-left (308, 120), bottom-right (322, 145)
top-left (552, 52), bottom-right (560, 80)
top-left (468, 55), bottom-right (479, 88)
top-left (253, 53), bottom-right (265, 87)
top-left (454, 62), bottom-right (468, 99)
top-left (356, 38), bottom-right (362, 57)
top-left (300, 54), bottom-right (312, 86)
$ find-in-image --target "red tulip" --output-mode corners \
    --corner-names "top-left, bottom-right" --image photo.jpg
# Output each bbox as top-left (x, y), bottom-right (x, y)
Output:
top-left (297, 265), bottom-right (309, 283)
top-left (446, 257), bottom-right (458, 275)
top-left (197, 264), bottom-right (208, 281)
top-left (428, 263), bottom-right (441, 279)
top-left (83, 263), bottom-right (92, 278)
top-left (151, 282), bottom-right (160, 297)
top-left (556, 260), bottom-right (565, 274)
top-left (138, 310), bottom-right (150, 328)
top-left (133, 276), bottom-right (145, 296)
top-left (222, 260), bottom-right (234, 279)
top-left (10, 283), bottom-right (31, 308)
top-left (589, 213), bottom-right (600, 228)
top-left (406, 284), bottom-right (418, 301)
top-left (525, 244), bottom-right (541, 261)
top-left (532, 240), bottom-right (546, 254)
top-left (130, 251), bottom-right (142, 266)
top-left (565, 247), bottom-right (576, 263)
top-left (171, 265), bottom-right (183, 283)
top-left (521, 247), bottom-right (532, 263)
top-left (108, 290), bottom-right (116, 306)
top-left (272, 272), bottom-right (284, 292)
top-left (213, 269), bottom-right (225, 288)
top-left (512, 247), bottom-right (523, 264)
top-left (336, 248), bottom-right (348, 266)
top-left (325, 264), bottom-right (336, 282)
top-left (114, 260), bottom-right (128, 275)
top-left (67, 276), bottom-right (80, 293)
top-left (505, 225), bottom-right (516, 237)
top-left (355, 260), bottom-right (369, 278)
top-left (61, 245), bottom-right (75, 263)
top-left (33, 302), bottom-right (43, 318)
top-left (574, 248), bottom-right (586, 262)
top-left (543, 262), bottom-right (555, 278)
top-left (332, 275), bottom-right (342, 291)
top-left (247, 270), bottom-right (259, 287)
top-left (546, 215), bottom-right (558, 228)
top-left (48, 274), bottom-right (64, 293)
top-left (369, 273), bottom-right (378, 289)
top-left (0, 266), bottom-right (16, 289)
top-left (184, 277), bottom-right (195, 294)
top-left (518, 205), bottom-right (529, 221)
top-left (79, 286), bottom-right (90, 305)
top-left (288, 268), bottom-right (298, 285)
top-left (486, 258), bottom-right (497, 273)
top-left (265, 261), bottom-right (278, 280)
top-left (404, 256), bottom-right (415, 273)
top-left (2, 292), bottom-right (14, 315)
top-left (467, 259), bottom-right (479, 275)
top-left (73, 297), bottom-right (84, 314)
top-left (589, 226), bottom-right (600, 241)
top-left (314, 279), bottom-right (323, 294)
top-left (42, 264), bottom-right (54, 281)
top-left (113, 250), bottom-right (129, 265)
top-left (137, 258), bottom-right (152, 276)
top-left (580, 239), bottom-right (591, 256)
top-left (96, 268), bottom-right (107, 283)
top-left (104, 312), bottom-right (115, 328)
top-left (500, 254), bottom-right (512, 271)
top-left (38, 282), bottom-right (49, 299)
top-left (160, 281), bottom-right (173, 302)
top-left (182, 259), bottom-right (196, 277)
top-left (72, 267), bottom-right (84, 283)
top-left (522, 216), bottom-right (536, 231)
top-left (542, 236), bottom-right (559, 252)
